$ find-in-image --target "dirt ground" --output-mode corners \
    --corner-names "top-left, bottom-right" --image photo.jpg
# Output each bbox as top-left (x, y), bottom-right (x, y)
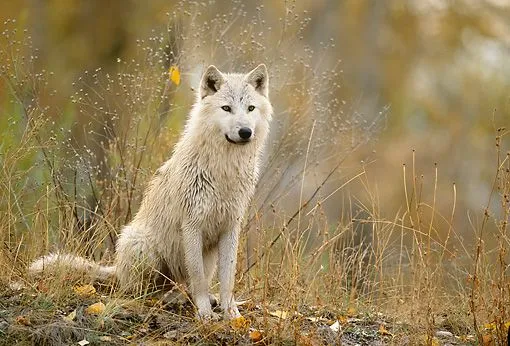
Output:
top-left (0, 281), bottom-right (476, 346)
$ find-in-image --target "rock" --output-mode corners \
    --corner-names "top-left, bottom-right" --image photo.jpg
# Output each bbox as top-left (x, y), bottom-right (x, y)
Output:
top-left (330, 320), bottom-right (342, 333)
top-left (0, 320), bottom-right (9, 332)
top-left (435, 330), bottom-right (454, 338)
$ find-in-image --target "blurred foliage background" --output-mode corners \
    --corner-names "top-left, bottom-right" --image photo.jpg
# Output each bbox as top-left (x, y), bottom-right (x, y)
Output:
top-left (1, 0), bottom-right (509, 255)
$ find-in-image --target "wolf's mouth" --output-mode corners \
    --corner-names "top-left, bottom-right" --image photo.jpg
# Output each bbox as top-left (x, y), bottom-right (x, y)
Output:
top-left (225, 135), bottom-right (250, 145)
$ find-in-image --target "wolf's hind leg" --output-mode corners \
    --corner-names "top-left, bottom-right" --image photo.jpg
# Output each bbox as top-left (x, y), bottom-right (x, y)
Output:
top-left (116, 226), bottom-right (161, 295)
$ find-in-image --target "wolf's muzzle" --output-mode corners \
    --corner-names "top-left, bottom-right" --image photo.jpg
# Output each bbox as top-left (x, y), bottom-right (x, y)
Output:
top-left (238, 127), bottom-right (252, 140)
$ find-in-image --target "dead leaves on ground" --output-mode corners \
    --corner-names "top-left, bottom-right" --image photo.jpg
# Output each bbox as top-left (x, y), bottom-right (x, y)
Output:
top-left (249, 329), bottom-right (264, 342)
top-left (378, 324), bottom-right (394, 337)
top-left (73, 284), bottom-right (96, 298)
top-left (230, 315), bottom-right (250, 330)
top-left (85, 301), bottom-right (106, 315)
top-left (268, 309), bottom-right (291, 319)
top-left (63, 309), bottom-right (77, 322)
top-left (230, 315), bottom-right (267, 343)
top-left (6, 282), bottom-right (488, 346)
top-left (15, 315), bottom-right (31, 326)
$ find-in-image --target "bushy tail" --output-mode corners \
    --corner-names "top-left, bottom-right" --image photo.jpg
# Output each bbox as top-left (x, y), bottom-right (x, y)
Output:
top-left (29, 253), bottom-right (116, 282)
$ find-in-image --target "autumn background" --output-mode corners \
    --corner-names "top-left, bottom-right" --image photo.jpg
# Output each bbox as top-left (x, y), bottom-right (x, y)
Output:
top-left (0, 1), bottom-right (509, 345)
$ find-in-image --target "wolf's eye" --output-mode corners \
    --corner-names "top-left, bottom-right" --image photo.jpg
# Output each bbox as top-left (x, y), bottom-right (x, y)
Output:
top-left (221, 105), bottom-right (232, 112)
top-left (248, 105), bottom-right (255, 112)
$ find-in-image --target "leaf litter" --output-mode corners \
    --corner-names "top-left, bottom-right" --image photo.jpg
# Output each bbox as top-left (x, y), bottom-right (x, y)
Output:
top-left (0, 284), bottom-right (481, 345)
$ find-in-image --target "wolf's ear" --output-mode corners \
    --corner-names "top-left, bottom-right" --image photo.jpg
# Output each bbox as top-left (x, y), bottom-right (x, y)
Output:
top-left (246, 64), bottom-right (268, 98)
top-left (200, 65), bottom-right (225, 99)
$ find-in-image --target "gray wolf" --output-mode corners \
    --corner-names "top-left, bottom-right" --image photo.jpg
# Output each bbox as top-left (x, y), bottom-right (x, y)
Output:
top-left (29, 64), bottom-right (273, 320)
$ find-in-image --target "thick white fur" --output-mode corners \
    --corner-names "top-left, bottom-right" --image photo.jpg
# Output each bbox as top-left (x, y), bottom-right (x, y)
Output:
top-left (29, 64), bottom-right (273, 320)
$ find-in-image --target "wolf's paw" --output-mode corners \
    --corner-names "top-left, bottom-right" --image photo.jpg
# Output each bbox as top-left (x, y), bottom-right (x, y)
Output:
top-left (197, 309), bottom-right (221, 321)
top-left (223, 306), bottom-right (242, 320)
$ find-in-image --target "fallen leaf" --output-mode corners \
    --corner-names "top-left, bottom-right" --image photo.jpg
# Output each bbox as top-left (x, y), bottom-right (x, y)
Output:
top-left (77, 339), bottom-right (90, 346)
top-left (169, 65), bottom-right (181, 86)
top-left (36, 280), bottom-right (48, 293)
top-left (484, 321), bottom-right (510, 331)
top-left (338, 315), bottom-right (348, 324)
top-left (98, 336), bottom-right (112, 342)
top-left (482, 334), bottom-right (494, 346)
top-left (269, 310), bottom-right (288, 319)
top-left (230, 316), bottom-right (249, 330)
top-left (378, 324), bottom-right (394, 337)
top-left (85, 302), bottom-right (106, 315)
top-left (346, 306), bottom-right (357, 316)
top-left (74, 284), bottom-right (96, 298)
top-left (249, 330), bottom-right (263, 342)
top-left (484, 322), bottom-right (496, 331)
top-left (63, 309), bottom-right (77, 322)
top-left (16, 315), bottom-right (31, 326)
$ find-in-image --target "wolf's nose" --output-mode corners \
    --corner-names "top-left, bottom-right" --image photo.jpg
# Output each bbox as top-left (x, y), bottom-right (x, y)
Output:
top-left (238, 127), bottom-right (252, 139)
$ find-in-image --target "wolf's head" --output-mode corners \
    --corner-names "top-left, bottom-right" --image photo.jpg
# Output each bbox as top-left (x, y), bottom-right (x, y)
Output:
top-left (196, 64), bottom-right (273, 146)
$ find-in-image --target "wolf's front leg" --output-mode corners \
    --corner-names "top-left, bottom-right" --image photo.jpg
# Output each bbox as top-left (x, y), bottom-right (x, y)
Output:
top-left (182, 222), bottom-right (216, 319)
top-left (218, 224), bottom-right (242, 319)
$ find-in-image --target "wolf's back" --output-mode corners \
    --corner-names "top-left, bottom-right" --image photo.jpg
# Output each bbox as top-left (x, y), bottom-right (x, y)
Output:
top-left (29, 253), bottom-right (116, 281)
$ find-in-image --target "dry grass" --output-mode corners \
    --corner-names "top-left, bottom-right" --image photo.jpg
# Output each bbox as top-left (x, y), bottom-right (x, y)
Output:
top-left (1, 3), bottom-right (510, 345)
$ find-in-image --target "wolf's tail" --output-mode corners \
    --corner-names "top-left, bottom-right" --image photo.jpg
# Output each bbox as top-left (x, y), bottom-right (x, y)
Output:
top-left (29, 253), bottom-right (116, 282)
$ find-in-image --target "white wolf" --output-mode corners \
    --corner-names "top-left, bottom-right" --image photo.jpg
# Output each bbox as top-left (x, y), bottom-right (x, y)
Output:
top-left (29, 64), bottom-right (273, 320)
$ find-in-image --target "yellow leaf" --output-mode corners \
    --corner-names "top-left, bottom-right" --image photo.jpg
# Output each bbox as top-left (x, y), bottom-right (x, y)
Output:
top-left (338, 315), bottom-right (348, 324)
top-left (269, 310), bottom-right (288, 319)
top-left (85, 302), bottom-right (106, 315)
top-left (63, 309), bottom-right (77, 322)
top-left (74, 284), bottom-right (96, 298)
top-left (346, 306), bottom-right (357, 317)
top-left (249, 330), bottom-right (263, 342)
top-left (169, 65), bottom-right (181, 86)
top-left (484, 322), bottom-right (496, 330)
top-left (230, 316), bottom-right (249, 330)
top-left (378, 324), bottom-right (394, 337)
top-left (483, 321), bottom-right (510, 331)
